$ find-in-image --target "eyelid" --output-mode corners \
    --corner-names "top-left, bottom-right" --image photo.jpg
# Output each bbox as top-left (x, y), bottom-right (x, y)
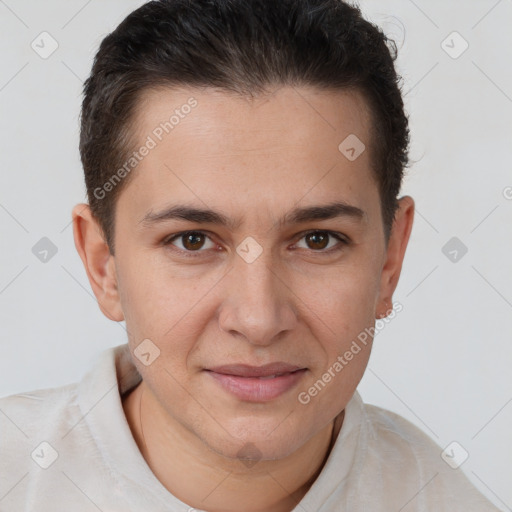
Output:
top-left (163, 229), bottom-right (350, 256)
top-left (291, 229), bottom-right (350, 253)
top-left (163, 230), bottom-right (218, 257)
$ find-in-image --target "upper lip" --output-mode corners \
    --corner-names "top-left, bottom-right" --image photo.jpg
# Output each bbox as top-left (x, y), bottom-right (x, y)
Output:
top-left (206, 362), bottom-right (305, 378)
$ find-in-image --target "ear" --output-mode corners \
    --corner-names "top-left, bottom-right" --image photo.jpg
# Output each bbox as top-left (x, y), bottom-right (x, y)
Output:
top-left (376, 196), bottom-right (414, 318)
top-left (71, 203), bottom-right (124, 322)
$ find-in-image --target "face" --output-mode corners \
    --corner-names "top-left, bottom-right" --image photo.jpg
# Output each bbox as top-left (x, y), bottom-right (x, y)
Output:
top-left (74, 85), bottom-right (413, 461)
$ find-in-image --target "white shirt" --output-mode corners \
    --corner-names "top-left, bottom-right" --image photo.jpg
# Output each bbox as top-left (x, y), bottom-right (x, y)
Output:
top-left (0, 344), bottom-right (501, 511)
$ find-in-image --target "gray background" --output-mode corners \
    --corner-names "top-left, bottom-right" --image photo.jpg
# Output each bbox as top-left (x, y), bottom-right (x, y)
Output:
top-left (1, 0), bottom-right (511, 509)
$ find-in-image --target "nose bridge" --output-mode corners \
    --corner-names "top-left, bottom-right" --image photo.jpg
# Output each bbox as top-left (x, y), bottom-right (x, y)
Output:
top-left (238, 247), bottom-right (279, 301)
top-left (218, 245), bottom-right (297, 344)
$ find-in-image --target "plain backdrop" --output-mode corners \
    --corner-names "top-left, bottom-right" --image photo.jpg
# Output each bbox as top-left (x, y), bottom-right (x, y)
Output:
top-left (1, 0), bottom-right (511, 509)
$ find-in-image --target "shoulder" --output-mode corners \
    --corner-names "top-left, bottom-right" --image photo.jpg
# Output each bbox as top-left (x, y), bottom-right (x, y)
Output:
top-left (0, 381), bottom-right (81, 427)
top-left (0, 347), bottom-right (128, 508)
top-left (0, 382), bottom-right (87, 505)
top-left (0, 382), bottom-right (82, 456)
top-left (354, 401), bottom-right (502, 511)
top-left (0, 345), bottom-right (125, 454)
top-left (363, 401), bottom-right (441, 454)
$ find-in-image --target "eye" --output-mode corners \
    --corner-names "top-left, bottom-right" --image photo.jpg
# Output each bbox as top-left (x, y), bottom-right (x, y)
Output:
top-left (163, 229), bottom-right (349, 258)
top-left (164, 231), bottom-right (216, 255)
top-left (294, 230), bottom-right (348, 253)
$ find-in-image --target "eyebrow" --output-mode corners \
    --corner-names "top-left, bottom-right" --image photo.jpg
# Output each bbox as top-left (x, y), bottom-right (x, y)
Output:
top-left (139, 201), bottom-right (366, 230)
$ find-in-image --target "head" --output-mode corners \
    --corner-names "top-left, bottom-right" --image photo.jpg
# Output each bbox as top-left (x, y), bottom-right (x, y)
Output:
top-left (73, 0), bottom-right (414, 462)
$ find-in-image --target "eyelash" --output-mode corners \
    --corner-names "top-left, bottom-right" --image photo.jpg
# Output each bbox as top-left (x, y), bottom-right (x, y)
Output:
top-left (162, 230), bottom-right (350, 258)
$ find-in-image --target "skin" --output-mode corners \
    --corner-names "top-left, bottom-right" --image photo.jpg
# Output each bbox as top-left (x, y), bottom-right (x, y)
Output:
top-left (72, 85), bottom-right (414, 512)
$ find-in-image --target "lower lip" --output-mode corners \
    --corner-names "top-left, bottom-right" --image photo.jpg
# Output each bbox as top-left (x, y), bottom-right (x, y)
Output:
top-left (205, 369), bottom-right (307, 402)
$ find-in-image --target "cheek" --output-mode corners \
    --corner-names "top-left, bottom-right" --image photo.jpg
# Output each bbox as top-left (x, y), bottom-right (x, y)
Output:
top-left (293, 271), bottom-right (377, 422)
top-left (116, 255), bottom-right (218, 359)
top-left (296, 260), bottom-right (380, 335)
top-left (116, 257), bottom-right (175, 347)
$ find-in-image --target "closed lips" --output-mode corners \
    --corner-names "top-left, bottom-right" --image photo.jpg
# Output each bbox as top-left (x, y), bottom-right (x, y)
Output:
top-left (205, 363), bottom-right (306, 378)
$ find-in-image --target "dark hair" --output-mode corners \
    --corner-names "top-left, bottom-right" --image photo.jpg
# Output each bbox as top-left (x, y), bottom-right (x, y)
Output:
top-left (80, 0), bottom-right (410, 254)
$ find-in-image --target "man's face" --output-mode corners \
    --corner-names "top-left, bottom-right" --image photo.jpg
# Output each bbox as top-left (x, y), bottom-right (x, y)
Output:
top-left (108, 85), bottom-right (392, 459)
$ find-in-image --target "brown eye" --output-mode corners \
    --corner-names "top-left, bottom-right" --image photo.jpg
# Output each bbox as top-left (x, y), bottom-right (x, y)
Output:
top-left (165, 231), bottom-right (215, 253)
top-left (295, 230), bottom-right (347, 252)
top-left (182, 232), bottom-right (205, 250)
top-left (305, 231), bottom-right (329, 250)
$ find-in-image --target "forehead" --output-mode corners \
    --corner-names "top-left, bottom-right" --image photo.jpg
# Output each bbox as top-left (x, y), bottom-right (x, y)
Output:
top-left (119, 85), bottom-right (379, 228)
top-left (133, 84), bottom-right (373, 150)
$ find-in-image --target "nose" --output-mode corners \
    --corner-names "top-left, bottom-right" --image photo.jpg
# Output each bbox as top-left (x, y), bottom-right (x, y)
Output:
top-left (217, 248), bottom-right (298, 347)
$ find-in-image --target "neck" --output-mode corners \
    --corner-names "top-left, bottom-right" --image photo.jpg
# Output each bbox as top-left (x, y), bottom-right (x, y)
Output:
top-left (122, 381), bottom-right (344, 512)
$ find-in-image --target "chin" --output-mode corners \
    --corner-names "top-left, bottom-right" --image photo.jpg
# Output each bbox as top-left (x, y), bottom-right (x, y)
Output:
top-left (216, 438), bottom-right (299, 464)
top-left (196, 417), bottom-right (308, 463)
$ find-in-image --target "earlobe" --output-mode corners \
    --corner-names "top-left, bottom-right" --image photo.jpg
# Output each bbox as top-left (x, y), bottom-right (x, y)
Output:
top-left (375, 196), bottom-right (415, 318)
top-left (376, 298), bottom-right (392, 319)
top-left (71, 203), bottom-right (124, 322)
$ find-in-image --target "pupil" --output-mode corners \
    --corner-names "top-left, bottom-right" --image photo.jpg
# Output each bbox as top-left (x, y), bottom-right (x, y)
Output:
top-left (307, 232), bottom-right (328, 250)
top-left (184, 232), bottom-right (204, 250)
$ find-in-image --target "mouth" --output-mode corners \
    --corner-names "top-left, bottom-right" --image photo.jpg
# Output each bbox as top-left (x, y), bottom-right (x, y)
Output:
top-left (204, 363), bottom-right (307, 402)
top-left (205, 362), bottom-right (306, 378)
